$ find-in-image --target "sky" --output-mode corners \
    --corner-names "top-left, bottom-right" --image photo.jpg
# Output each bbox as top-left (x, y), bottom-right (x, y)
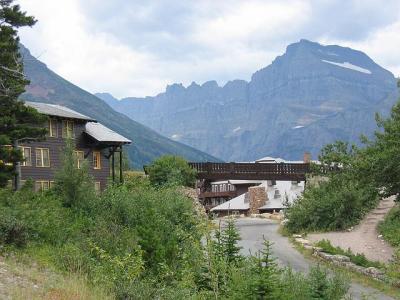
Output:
top-left (17, 0), bottom-right (400, 99)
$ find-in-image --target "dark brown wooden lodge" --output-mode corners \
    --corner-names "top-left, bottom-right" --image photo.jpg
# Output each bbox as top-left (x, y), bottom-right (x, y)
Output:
top-left (15, 102), bottom-right (131, 192)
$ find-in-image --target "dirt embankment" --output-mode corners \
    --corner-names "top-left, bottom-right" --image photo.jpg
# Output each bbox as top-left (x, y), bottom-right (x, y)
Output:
top-left (308, 196), bottom-right (396, 263)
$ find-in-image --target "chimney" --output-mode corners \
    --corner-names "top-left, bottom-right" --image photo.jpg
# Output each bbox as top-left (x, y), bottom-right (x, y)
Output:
top-left (248, 186), bottom-right (268, 214)
top-left (303, 152), bottom-right (311, 163)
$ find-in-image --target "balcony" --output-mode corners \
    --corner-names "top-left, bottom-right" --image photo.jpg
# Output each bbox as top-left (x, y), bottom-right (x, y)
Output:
top-left (198, 190), bottom-right (237, 199)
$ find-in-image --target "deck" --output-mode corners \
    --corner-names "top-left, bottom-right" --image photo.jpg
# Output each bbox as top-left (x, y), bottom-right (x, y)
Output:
top-left (189, 162), bottom-right (310, 181)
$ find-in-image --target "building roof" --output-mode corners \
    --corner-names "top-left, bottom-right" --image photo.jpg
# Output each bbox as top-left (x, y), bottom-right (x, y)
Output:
top-left (85, 122), bottom-right (131, 144)
top-left (25, 101), bottom-right (95, 121)
top-left (255, 156), bottom-right (286, 163)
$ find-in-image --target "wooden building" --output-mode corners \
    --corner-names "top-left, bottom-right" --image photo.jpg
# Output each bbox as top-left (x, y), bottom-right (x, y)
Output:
top-left (16, 102), bottom-right (131, 192)
top-left (197, 180), bottom-right (262, 212)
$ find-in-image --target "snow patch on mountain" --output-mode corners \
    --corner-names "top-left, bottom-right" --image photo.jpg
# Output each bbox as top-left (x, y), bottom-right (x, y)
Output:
top-left (322, 60), bottom-right (372, 74)
top-left (233, 126), bottom-right (241, 133)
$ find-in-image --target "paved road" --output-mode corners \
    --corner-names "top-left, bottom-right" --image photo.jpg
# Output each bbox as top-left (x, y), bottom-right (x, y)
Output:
top-left (219, 218), bottom-right (395, 300)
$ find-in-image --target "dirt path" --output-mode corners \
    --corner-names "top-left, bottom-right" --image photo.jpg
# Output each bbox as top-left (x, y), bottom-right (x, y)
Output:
top-left (308, 196), bottom-right (396, 263)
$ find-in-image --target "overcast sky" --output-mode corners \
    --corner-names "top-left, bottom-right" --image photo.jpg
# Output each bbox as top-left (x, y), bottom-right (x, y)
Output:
top-left (17, 0), bottom-right (400, 98)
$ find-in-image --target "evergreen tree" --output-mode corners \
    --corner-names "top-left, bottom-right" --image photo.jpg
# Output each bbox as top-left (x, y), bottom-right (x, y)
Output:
top-left (55, 139), bottom-right (95, 209)
top-left (220, 217), bottom-right (243, 266)
top-left (0, 0), bottom-right (46, 187)
top-left (250, 238), bottom-right (281, 299)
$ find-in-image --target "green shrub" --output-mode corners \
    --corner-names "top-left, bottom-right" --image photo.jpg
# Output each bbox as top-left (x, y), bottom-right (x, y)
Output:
top-left (285, 173), bottom-right (378, 232)
top-left (146, 155), bottom-right (196, 188)
top-left (378, 205), bottom-right (400, 247)
top-left (0, 211), bottom-right (29, 247)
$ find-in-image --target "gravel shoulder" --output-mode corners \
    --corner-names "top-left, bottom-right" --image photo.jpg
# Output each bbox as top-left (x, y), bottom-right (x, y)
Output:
top-left (308, 196), bottom-right (396, 263)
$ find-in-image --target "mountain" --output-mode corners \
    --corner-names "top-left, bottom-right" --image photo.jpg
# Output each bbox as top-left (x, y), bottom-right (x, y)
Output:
top-left (19, 45), bottom-right (221, 169)
top-left (97, 39), bottom-right (399, 162)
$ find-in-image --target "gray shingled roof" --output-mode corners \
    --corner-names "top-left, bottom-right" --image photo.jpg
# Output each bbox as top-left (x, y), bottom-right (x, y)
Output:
top-left (25, 101), bottom-right (95, 121)
top-left (26, 101), bottom-right (131, 144)
top-left (85, 122), bottom-right (131, 144)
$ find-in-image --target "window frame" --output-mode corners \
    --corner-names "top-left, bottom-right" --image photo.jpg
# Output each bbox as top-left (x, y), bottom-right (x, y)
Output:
top-left (35, 180), bottom-right (50, 192)
top-left (20, 146), bottom-right (32, 167)
top-left (93, 151), bottom-right (101, 169)
top-left (74, 150), bottom-right (85, 169)
top-left (35, 148), bottom-right (50, 168)
top-left (62, 120), bottom-right (75, 138)
top-left (48, 118), bottom-right (58, 138)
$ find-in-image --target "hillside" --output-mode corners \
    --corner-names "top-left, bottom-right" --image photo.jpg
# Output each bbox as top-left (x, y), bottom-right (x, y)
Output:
top-left (98, 40), bottom-right (399, 162)
top-left (19, 45), bottom-right (220, 169)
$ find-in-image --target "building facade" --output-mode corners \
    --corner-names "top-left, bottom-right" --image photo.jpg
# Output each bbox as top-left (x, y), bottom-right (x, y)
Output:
top-left (17, 102), bottom-right (131, 192)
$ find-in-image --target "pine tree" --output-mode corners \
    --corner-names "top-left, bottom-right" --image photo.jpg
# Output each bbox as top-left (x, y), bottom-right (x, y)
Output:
top-left (220, 217), bottom-right (243, 265)
top-left (250, 237), bottom-right (282, 299)
top-left (0, 0), bottom-right (46, 188)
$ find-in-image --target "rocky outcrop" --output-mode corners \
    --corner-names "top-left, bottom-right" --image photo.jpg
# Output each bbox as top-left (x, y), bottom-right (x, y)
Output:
top-left (97, 39), bottom-right (398, 162)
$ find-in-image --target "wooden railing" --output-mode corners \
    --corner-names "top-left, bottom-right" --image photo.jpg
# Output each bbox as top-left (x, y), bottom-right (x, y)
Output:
top-left (189, 162), bottom-right (310, 181)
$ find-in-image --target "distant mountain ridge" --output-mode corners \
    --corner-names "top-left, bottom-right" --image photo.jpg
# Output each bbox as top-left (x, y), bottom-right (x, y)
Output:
top-left (19, 45), bottom-right (221, 169)
top-left (97, 39), bottom-right (399, 161)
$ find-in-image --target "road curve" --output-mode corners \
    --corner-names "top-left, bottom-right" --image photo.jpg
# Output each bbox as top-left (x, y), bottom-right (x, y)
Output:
top-left (218, 218), bottom-right (395, 300)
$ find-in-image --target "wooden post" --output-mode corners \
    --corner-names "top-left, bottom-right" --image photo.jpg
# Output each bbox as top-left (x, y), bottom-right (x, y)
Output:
top-left (112, 149), bottom-right (115, 183)
top-left (13, 139), bottom-right (21, 191)
top-left (119, 146), bottom-right (123, 184)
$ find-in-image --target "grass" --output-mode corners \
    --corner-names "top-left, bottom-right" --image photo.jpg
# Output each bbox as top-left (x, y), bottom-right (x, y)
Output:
top-left (378, 204), bottom-right (400, 247)
top-left (1, 255), bottom-right (111, 300)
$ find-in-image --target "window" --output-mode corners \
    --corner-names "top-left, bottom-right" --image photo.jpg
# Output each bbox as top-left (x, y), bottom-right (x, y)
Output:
top-left (62, 120), bottom-right (74, 138)
top-left (36, 148), bottom-right (50, 167)
top-left (20, 147), bottom-right (32, 166)
top-left (94, 182), bottom-right (101, 194)
top-left (93, 151), bottom-right (101, 169)
top-left (75, 151), bottom-right (84, 169)
top-left (35, 180), bottom-right (49, 192)
top-left (49, 181), bottom-right (55, 189)
top-left (48, 119), bottom-right (58, 137)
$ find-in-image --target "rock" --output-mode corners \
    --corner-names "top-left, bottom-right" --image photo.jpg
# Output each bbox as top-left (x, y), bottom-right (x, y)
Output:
top-left (292, 234), bottom-right (302, 238)
top-left (312, 246), bottom-right (323, 253)
top-left (364, 267), bottom-right (384, 276)
top-left (317, 252), bottom-right (333, 260)
top-left (378, 234), bottom-right (383, 238)
top-left (303, 245), bottom-right (314, 250)
top-left (347, 226), bottom-right (354, 232)
top-left (331, 255), bottom-right (351, 263)
top-left (281, 219), bottom-right (289, 225)
top-left (295, 238), bottom-right (311, 246)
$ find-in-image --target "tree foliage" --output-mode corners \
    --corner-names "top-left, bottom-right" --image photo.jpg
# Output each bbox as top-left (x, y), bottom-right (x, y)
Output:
top-left (54, 139), bottom-right (96, 208)
top-left (0, 0), bottom-right (46, 187)
top-left (358, 100), bottom-right (400, 201)
top-left (146, 155), bottom-right (196, 187)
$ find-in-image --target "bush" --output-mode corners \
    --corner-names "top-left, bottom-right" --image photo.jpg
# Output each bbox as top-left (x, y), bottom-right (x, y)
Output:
top-left (0, 211), bottom-right (29, 247)
top-left (146, 155), bottom-right (196, 188)
top-left (285, 173), bottom-right (378, 232)
top-left (378, 205), bottom-right (400, 247)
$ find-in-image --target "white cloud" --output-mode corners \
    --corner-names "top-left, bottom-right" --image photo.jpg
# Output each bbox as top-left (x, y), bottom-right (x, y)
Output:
top-left (16, 0), bottom-right (400, 98)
